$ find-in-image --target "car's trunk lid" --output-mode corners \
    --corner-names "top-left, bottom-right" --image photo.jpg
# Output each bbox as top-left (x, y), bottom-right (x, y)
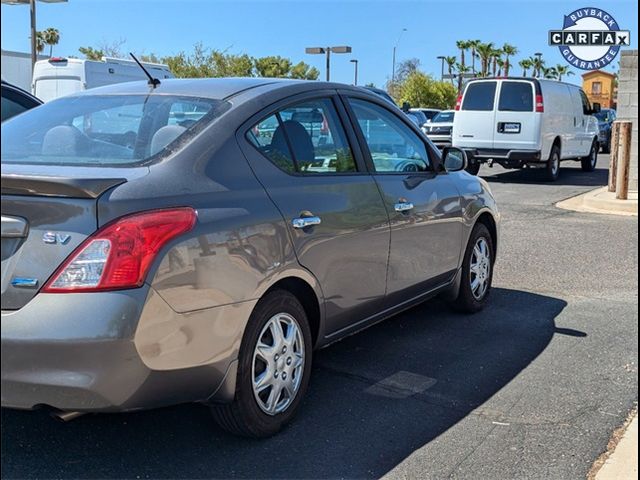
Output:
top-left (1, 164), bottom-right (144, 310)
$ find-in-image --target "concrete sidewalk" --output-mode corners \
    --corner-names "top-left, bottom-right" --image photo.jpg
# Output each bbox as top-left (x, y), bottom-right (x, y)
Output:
top-left (557, 187), bottom-right (638, 216)
top-left (593, 413), bottom-right (638, 480)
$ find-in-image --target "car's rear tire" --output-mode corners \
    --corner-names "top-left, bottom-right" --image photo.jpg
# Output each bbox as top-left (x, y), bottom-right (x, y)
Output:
top-left (581, 140), bottom-right (598, 172)
top-left (465, 157), bottom-right (481, 175)
top-left (210, 290), bottom-right (312, 438)
top-left (544, 144), bottom-right (561, 182)
top-left (450, 223), bottom-right (494, 313)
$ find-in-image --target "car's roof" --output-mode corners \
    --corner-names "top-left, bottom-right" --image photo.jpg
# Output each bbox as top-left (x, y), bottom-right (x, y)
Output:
top-left (72, 77), bottom-right (362, 100)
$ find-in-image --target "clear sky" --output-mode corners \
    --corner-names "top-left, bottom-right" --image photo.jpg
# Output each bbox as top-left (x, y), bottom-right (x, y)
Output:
top-left (1, 0), bottom-right (638, 86)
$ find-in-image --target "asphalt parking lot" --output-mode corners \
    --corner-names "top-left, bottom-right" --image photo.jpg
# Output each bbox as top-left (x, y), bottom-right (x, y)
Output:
top-left (1, 154), bottom-right (637, 480)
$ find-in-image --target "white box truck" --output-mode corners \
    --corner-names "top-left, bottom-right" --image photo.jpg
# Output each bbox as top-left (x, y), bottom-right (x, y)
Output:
top-left (452, 77), bottom-right (600, 181)
top-left (32, 56), bottom-right (174, 102)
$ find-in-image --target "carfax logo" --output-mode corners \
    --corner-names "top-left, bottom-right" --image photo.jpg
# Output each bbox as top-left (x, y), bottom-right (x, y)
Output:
top-left (549, 7), bottom-right (631, 70)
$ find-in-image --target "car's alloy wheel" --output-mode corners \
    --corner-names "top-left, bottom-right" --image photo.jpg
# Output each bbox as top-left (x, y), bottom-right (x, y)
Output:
top-left (251, 313), bottom-right (305, 416)
top-left (470, 238), bottom-right (491, 300)
top-left (210, 290), bottom-right (312, 438)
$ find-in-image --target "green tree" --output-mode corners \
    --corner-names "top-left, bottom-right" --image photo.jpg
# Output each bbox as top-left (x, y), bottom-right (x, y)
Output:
top-left (532, 56), bottom-right (545, 78)
top-left (468, 39), bottom-right (481, 75)
top-left (444, 56), bottom-right (457, 86)
top-left (456, 62), bottom-right (471, 93)
top-left (519, 58), bottom-right (533, 77)
top-left (397, 71), bottom-right (457, 109)
top-left (555, 64), bottom-right (573, 81)
top-left (254, 55), bottom-right (292, 77)
top-left (491, 48), bottom-right (503, 76)
top-left (496, 58), bottom-right (505, 77)
top-left (476, 42), bottom-right (495, 77)
top-left (78, 46), bottom-right (104, 60)
top-left (456, 40), bottom-right (470, 70)
top-left (289, 61), bottom-right (320, 80)
top-left (502, 43), bottom-right (518, 77)
top-left (41, 27), bottom-right (60, 57)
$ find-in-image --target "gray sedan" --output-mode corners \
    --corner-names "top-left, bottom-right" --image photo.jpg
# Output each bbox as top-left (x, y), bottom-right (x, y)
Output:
top-left (1, 78), bottom-right (500, 437)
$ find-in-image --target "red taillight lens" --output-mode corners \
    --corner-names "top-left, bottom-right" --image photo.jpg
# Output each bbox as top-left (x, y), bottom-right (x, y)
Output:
top-left (455, 94), bottom-right (463, 111)
top-left (43, 208), bottom-right (197, 293)
top-left (535, 94), bottom-right (544, 113)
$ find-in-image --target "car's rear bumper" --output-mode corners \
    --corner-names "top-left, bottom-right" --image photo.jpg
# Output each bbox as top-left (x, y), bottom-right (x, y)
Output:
top-left (463, 148), bottom-right (543, 168)
top-left (1, 288), bottom-right (250, 412)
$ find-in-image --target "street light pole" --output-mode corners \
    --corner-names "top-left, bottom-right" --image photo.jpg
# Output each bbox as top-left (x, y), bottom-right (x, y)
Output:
top-left (29, 0), bottom-right (36, 72)
top-left (391, 28), bottom-right (407, 84)
top-left (305, 45), bottom-right (352, 82)
top-left (350, 59), bottom-right (358, 85)
top-left (437, 56), bottom-right (446, 81)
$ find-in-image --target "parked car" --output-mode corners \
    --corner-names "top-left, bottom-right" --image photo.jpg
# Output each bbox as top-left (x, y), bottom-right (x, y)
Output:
top-left (593, 108), bottom-right (616, 153)
top-left (410, 107), bottom-right (441, 123)
top-left (32, 56), bottom-right (174, 102)
top-left (453, 77), bottom-right (600, 181)
top-left (406, 109), bottom-right (428, 129)
top-left (1, 78), bottom-right (500, 438)
top-left (424, 110), bottom-right (455, 148)
top-left (1, 80), bottom-right (42, 122)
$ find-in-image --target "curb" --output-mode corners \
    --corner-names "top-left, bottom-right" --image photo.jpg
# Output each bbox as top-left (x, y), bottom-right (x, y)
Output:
top-left (592, 411), bottom-right (638, 480)
top-left (556, 187), bottom-right (638, 216)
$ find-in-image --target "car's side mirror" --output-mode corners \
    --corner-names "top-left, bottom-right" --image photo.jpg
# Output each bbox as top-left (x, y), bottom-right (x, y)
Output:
top-left (442, 147), bottom-right (467, 172)
top-left (591, 103), bottom-right (601, 114)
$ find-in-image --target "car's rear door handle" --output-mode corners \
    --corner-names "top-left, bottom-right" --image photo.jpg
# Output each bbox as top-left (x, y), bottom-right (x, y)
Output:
top-left (394, 201), bottom-right (414, 212)
top-left (292, 216), bottom-right (322, 229)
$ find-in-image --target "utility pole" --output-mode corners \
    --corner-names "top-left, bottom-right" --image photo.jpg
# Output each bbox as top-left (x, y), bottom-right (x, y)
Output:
top-left (391, 28), bottom-right (407, 83)
top-left (350, 59), bottom-right (359, 85)
top-left (305, 46), bottom-right (352, 82)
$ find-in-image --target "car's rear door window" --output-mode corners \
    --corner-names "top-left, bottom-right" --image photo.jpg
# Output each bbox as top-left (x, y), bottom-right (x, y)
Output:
top-left (347, 98), bottom-right (431, 173)
top-left (498, 82), bottom-right (534, 112)
top-left (462, 81), bottom-right (497, 111)
top-left (247, 98), bottom-right (357, 174)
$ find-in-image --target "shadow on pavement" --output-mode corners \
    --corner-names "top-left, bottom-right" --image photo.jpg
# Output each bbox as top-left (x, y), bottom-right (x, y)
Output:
top-left (1, 288), bottom-right (575, 479)
top-left (482, 165), bottom-right (608, 187)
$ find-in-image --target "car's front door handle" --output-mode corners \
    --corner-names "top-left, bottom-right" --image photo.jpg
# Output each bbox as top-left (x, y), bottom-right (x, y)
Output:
top-left (394, 201), bottom-right (414, 212)
top-left (292, 216), bottom-right (322, 229)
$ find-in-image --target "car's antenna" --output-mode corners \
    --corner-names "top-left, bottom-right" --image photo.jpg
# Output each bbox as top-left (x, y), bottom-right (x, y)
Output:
top-left (129, 52), bottom-right (160, 88)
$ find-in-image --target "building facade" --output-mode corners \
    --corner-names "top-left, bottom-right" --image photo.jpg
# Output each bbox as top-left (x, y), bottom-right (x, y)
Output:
top-left (582, 70), bottom-right (617, 109)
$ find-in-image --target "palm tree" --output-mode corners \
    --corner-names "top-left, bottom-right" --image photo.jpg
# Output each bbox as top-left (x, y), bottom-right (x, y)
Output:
top-left (519, 58), bottom-right (533, 77)
top-left (476, 42), bottom-right (495, 77)
top-left (445, 56), bottom-right (457, 86)
top-left (496, 58), bottom-right (505, 77)
top-left (555, 64), bottom-right (574, 82)
top-left (542, 66), bottom-right (558, 80)
top-left (532, 56), bottom-right (545, 78)
top-left (502, 43), bottom-right (518, 77)
top-left (468, 39), bottom-right (481, 75)
top-left (42, 27), bottom-right (60, 57)
top-left (491, 48), bottom-right (503, 76)
top-left (456, 40), bottom-right (470, 70)
top-left (456, 62), bottom-right (471, 92)
top-left (35, 31), bottom-right (45, 54)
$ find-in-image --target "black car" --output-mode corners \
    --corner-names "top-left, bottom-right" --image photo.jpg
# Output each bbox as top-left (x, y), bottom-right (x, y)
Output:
top-left (594, 108), bottom-right (617, 154)
top-left (1, 80), bottom-right (43, 122)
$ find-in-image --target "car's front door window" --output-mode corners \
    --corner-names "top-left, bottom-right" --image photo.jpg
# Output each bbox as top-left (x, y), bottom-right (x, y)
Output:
top-left (347, 98), bottom-right (432, 173)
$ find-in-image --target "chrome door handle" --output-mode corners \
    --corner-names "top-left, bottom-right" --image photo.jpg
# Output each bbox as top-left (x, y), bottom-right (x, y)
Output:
top-left (292, 216), bottom-right (322, 229)
top-left (394, 202), bottom-right (414, 212)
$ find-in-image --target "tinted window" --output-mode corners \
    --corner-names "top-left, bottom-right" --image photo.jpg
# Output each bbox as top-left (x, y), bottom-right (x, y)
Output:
top-left (498, 82), bottom-right (533, 112)
top-left (462, 82), bottom-right (497, 111)
top-left (349, 98), bottom-right (431, 173)
top-left (247, 98), bottom-right (356, 174)
top-left (1, 95), bottom-right (225, 166)
top-left (432, 111), bottom-right (455, 123)
top-left (1, 96), bottom-right (30, 122)
top-left (579, 90), bottom-right (591, 114)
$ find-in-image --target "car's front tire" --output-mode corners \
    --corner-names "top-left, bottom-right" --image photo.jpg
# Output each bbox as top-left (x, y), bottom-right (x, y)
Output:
top-left (451, 223), bottom-right (494, 313)
top-left (465, 157), bottom-right (481, 175)
top-left (210, 290), bottom-right (312, 438)
top-left (581, 140), bottom-right (599, 172)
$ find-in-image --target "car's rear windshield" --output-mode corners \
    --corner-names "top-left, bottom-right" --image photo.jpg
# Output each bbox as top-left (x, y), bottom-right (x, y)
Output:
top-left (1, 94), bottom-right (227, 166)
top-left (498, 81), bottom-right (534, 112)
top-left (432, 111), bottom-right (455, 123)
top-left (462, 81), bottom-right (497, 111)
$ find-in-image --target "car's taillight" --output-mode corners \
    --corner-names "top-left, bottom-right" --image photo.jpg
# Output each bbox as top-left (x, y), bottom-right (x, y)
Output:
top-left (455, 93), bottom-right (463, 111)
top-left (42, 208), bottom-right (197, 293)
top-left (535, 94), bottom-right (544, 113)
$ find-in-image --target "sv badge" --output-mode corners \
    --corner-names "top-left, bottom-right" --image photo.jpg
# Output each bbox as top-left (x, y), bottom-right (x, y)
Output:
top-left (43, 232), bottom-right (71, 245)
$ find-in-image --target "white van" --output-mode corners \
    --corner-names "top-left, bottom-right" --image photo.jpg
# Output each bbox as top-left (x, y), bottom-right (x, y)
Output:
top-left (32, 57), bottom-right (174, 103)
top-left (452, 77), bottom-right (600, 181)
